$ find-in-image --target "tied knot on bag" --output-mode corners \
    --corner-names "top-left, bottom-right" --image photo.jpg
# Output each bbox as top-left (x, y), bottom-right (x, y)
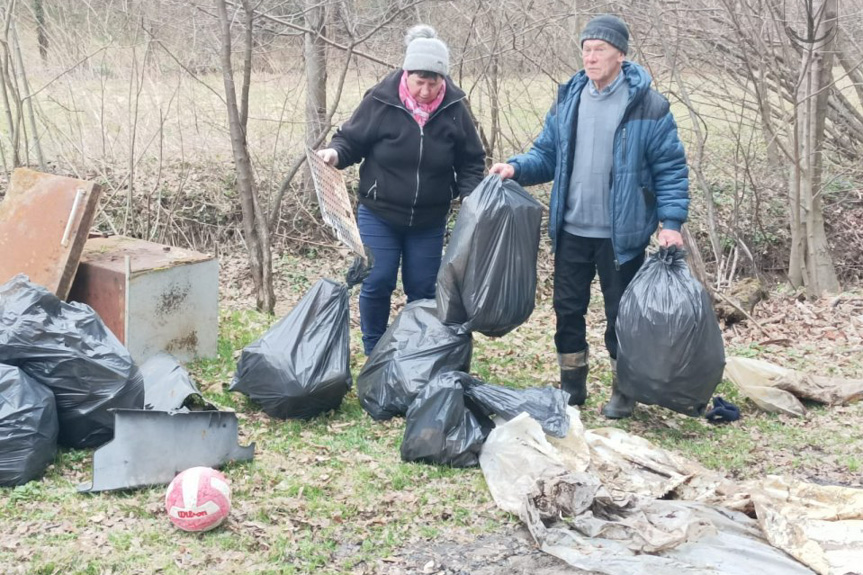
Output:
top-left (657, 244), bottom-right (688, 265)
top-left (345, 245), bottom-right (375, 288)
top-left (705, 396), bottom-right (740, 423)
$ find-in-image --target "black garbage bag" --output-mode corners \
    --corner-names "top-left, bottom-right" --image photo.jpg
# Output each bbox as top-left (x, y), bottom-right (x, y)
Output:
top-left (616, 248), bottom-right (725, 416)
top-left (462, 377), bottom-right (571, 438)
top-left (0, 275), bottom-right (145, 448)
top-left (401, 372), bottom-right (492, 467)
top-left (140, 352), bottom-right (216, 412)
top-left (230, 279), bottom-right (351, 419)
top-left (357, 299), bottom-right (472, 420)
top-left (0, 364), bottom-right (59, 486)
top-left (436, 175), bottom-right (543, 337)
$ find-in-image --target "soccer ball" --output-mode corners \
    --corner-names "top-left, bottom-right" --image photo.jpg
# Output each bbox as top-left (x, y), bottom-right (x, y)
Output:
top-left (164, 467), bottom-right (231, 532)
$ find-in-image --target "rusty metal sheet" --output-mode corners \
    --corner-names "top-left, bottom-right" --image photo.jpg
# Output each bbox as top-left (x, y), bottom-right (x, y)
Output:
top-left (0, 168), bottom-right (101, 299)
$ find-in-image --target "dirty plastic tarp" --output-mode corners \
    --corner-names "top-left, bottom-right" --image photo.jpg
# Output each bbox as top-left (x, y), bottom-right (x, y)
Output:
top-left (400, 372), bottom-right (491, 467)
top-left (357, 299), bottom-right (472, 420)
top-left (140, 352), bottom-right (216, 412)
top-left (436, 175), bottom-right (543, 337)
top-left (0, 274), bottom-right (145, 448)
top-left (616, 248), bottom-right (725, 416)
top-left (0, 364), bottom-right (58, 486)
top-left (461, 375), bottom-right (570, 438)
top-left (480, 410), bottom-right (863, 575)
top-left (725, 356), bottom-right (863, 417)
top-left (230, 279), bottom-right (351, 420)
top-left (743, 475), bottom-right (863, 575)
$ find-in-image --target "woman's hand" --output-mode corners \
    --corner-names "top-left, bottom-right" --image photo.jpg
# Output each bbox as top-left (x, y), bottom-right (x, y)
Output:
top-left (316, 148), bottom-right (339, 166)
top-left (489, 163), bottom-right (515, 179)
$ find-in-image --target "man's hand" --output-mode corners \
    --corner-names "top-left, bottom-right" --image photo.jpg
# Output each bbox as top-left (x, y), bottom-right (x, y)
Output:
top-left (658, 228), bottom-right (684, 248)
top-left (316, 148), bottom-right (339, 166)
top-left (489, 163), bottom-right (515, 179)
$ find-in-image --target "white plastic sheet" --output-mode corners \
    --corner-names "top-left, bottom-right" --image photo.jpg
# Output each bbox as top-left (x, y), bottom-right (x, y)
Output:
top-left (725, 356), bottom-right (863, 416)
top-left (479, 408), bottom-right (862, 575)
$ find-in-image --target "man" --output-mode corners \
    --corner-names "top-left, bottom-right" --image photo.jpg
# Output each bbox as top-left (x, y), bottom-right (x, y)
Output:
top-left (490, 14), bottom-right (689, 418)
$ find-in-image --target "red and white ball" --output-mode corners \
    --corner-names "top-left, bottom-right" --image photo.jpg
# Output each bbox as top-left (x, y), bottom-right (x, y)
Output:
top-left (165, 466), bottom-right (231, 532)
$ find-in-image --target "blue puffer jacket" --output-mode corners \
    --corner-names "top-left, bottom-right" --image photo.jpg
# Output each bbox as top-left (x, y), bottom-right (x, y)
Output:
top-left (508, 61), bottom-right (689, 265)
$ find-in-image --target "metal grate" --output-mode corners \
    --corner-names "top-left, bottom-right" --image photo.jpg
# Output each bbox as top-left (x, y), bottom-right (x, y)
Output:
top-left (305, 148), bottom-right (365, 258)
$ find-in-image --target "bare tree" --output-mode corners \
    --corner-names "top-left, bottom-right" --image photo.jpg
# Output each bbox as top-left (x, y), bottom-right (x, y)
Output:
top-left (215, 0), bottom-right (275, 312)
top-left (787, 0), bottom-right (840, 294)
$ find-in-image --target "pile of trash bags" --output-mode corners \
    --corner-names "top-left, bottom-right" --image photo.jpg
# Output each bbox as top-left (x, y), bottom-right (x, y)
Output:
top-left (357, 176), bottom-right (543, 413)
top-left (352, 175), bottom-right (560, 464)
top-left (400, 371), bottom-right (570, 467)
top-left (0, 274), bottom-right (145, 486)
top-left (357, 299), bottom-right (473, 420)
top-left (230, 279), bottom-right (352, 419)
top-left (616, 248), bottom-right (725, 416)
top-left (0, 275), bottom-right (146, 449)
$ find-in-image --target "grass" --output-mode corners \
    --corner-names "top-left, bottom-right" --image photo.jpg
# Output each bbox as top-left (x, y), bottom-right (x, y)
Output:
top-left (3, 274), bottom-right (861, 574)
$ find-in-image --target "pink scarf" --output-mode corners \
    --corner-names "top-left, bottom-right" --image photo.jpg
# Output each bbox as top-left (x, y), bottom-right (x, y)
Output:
top-left (399, 70), bottom-right (446, 128)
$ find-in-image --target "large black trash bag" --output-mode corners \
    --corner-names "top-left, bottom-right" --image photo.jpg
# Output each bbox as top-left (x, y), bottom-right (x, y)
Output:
top-left (436, 175), bottom-right (543, 337)
top-left (230, 279), bottom-right (351, 419)
top-left (401, 372), bottom-right (492, 467)
top-left (0, 364), bottom-right (59, 486)
top-left (0, 275), bottom-right (145, 448)
top-left (616, 248), bottom-right (725, 416)
top-left (462, 376), bottom-right (570, 438)
top-left (357, 299), bottom-right (472, 420)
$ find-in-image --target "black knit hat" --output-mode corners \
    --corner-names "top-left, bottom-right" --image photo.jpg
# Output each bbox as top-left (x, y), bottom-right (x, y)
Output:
top-left (580, 14), bottom-right (629, 55)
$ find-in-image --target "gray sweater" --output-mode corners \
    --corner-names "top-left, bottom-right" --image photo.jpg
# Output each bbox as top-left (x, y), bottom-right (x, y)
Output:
top-left (564, 72), bottom-right (628, 238)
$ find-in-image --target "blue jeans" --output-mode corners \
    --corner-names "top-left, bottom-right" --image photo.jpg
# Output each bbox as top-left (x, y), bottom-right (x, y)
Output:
top-left (357, 204), bottom-right (445, 355)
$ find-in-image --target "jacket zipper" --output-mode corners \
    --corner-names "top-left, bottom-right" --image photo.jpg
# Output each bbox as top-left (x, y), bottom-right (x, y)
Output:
top-left (410, 126), bottom-right (424, 226)
top-left (611, 95), bottom-right (637, 269)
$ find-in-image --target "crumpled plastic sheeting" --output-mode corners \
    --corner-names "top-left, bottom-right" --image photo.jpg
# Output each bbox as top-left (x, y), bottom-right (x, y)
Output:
top-left (584, 427), bottom-right (734, 503)
top-left (742, 476), bottom-right (863, 575)
top-left (725, 356), bottom-right (863, 416)
top-left (479, 411), bottom-right (834, 575)
top-left (538, 501), bottom-right (816, 575)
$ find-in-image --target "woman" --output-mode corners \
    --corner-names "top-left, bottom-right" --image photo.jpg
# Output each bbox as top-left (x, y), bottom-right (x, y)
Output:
top-left (317, 25), bottom-right (486, 355)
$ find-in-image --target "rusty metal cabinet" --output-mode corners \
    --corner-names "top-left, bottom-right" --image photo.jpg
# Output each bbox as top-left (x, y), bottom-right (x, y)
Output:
top-left (68, 236), bottom-right (218, 364)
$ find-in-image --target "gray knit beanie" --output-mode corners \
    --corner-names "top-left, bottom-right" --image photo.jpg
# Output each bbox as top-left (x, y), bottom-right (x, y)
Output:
top-left (580, 14), bottom-right (629, 55)
top-left (402, 25), bottom-right (449, 76)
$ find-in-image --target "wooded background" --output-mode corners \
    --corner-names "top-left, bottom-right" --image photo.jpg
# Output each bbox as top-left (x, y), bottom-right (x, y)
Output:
top-left (1, 0), bottom-right (861, 312)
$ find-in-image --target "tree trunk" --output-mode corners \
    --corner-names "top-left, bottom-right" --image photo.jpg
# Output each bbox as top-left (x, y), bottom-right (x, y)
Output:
top-left (215, 0), bottom-right (275, 313)
top-left (790, 0), bottom-right (840, 296)
top-left (302, 0), bottom-right (327, 201)
top-left (34, 0), bottom-right (47, 64)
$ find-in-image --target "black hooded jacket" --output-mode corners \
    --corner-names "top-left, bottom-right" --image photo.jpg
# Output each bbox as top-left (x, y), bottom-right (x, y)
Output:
top-left (329, 70), bottom-right (486, 229)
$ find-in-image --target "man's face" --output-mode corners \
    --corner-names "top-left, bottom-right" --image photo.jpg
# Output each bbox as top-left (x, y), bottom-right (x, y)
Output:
top-left (581, 39), bottom-right (625, 90)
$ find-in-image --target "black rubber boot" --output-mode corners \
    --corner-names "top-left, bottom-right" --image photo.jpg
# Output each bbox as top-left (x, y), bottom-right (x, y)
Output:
top-left (601, 359), bottom-right (635, 419)
top-left (558, 348), bottom-right (588, 406)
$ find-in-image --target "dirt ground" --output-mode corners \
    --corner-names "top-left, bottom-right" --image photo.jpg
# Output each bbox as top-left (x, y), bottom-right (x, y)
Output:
top-left (364, 527), bottom-right (588, 575)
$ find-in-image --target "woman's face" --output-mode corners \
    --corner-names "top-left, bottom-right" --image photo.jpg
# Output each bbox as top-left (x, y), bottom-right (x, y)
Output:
top-left (406, 73), bottom-right (444, 104)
